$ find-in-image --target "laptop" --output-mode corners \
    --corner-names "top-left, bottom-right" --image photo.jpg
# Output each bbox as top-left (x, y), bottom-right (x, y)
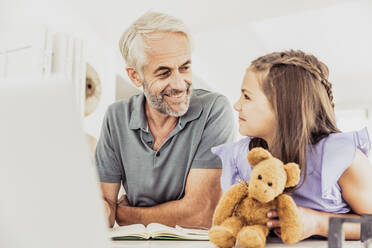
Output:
top-left (0, 79), bottom-right (109, 248)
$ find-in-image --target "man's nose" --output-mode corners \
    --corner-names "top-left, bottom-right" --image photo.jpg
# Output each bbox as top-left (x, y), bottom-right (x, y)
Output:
top-left (169, 71), bottom-right (187, 90)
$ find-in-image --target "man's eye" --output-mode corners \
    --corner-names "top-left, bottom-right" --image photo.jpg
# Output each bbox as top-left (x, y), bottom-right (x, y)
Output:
top-left (244, 94), bottom-right (250, 100)
top-left (158, 71), bottom-right (170, 77)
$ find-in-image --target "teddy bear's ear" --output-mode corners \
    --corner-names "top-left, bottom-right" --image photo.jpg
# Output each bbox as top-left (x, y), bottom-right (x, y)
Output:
top-left (247, 147), bottom-right (272, 167)
top-left (284, 162), bottom-right (301, 188)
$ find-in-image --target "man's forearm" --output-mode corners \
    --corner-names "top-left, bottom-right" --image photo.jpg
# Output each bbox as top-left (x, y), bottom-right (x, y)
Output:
top-left (116, 197), bottom-right (214, 228)
top-left (104, 199), bottom-right (117, 228)
top-left (317, 212), bottom-right (360, 240)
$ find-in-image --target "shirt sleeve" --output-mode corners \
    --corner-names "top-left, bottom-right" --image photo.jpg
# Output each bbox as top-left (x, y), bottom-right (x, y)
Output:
top-left (95, 108), bottom-right (123, 183)
top-left (211, 143), bottom-right (238, 192)
top-left (321, 127), bottom-right (371, 202)
top-left (211, 137), bottom-right (252, 192)
top-left (190, 95), bottom-right (236, 169)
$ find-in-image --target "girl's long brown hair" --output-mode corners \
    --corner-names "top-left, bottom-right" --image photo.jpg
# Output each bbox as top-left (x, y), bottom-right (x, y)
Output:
top-left (249, 50), bottom-right (340, 190)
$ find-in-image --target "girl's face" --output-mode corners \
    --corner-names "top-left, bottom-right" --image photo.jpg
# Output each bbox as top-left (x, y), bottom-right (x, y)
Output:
top-left (233, 68), bottom-right (277, 145)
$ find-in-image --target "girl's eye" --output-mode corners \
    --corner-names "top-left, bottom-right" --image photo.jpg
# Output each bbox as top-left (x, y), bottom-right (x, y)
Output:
top-left (180, 66), bottom-right (189, 72)
top-left (243, 94), bottom-right (250, 100)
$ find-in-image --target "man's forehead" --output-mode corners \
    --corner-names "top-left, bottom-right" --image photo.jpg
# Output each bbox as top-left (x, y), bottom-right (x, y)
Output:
top-left (143, 31), bottom-right (191, 68)
top-left (143, 31), bottom-right (189, 49)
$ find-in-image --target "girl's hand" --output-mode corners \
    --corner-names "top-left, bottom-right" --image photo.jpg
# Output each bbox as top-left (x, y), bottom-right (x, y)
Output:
top-left (267, 206), bottom-right (323, 240)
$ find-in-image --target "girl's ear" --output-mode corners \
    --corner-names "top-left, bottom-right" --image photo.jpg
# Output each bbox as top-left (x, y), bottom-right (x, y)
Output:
top-left (126, 67), bottom-right (143, 88)
top-left (247, 147), bottom-right (271, 167)
top-left (284, 162), bottom-right (301, 187)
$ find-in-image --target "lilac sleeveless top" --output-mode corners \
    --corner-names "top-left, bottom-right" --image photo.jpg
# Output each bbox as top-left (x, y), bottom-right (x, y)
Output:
top-left (211, 128), bottom-right (371, 213)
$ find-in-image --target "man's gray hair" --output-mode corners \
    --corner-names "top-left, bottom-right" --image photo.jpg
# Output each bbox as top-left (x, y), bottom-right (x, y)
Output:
top-left (119, 11), bottom-right (192, 76)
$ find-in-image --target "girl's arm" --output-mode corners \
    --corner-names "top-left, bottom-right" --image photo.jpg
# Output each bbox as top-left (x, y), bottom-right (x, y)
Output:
top-left (298, 207), bottom-right (361, 239)
top-left (307, 149), bottom-right (372, 239)
top-left (268, 206), bottom-right (361, 240)
top-left (267, 149), bottom-right (372, 240)
top-left (332, 148), bottom-right (372, 239)
top-left (338, 149), bottom-right (372, 216)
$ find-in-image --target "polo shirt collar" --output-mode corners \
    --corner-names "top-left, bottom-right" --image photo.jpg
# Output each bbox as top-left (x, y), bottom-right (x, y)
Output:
top-left (178, 91), bottom-right (203, 128)
top-left (129, 93), bottom-right (148, 131)
top-left (128, 91), bottom-right (203, 131)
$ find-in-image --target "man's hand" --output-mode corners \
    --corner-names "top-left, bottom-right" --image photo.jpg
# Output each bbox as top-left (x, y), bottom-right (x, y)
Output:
top-left (103, 199), bottom-right (117, 228)
top-left (117, 194), bottom-right (130, 207)
top-left (100, 182), bottom-right (121, 228)
top-left (116, 168), bottom-right (222, 227)
top-left (103, 200), bottom-right (111, 217)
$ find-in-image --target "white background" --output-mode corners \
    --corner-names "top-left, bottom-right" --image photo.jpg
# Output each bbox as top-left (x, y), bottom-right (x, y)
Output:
top-left (1, 0), bottom-right (371, 143)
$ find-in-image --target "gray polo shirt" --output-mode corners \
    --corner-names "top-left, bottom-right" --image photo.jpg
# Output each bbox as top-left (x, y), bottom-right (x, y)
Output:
top-left (95, 89), bottom-right (234, 207)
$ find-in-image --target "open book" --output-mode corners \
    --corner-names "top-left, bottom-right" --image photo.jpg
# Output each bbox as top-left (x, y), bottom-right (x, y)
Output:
top-left (109, 223), bottom-right (209, 240)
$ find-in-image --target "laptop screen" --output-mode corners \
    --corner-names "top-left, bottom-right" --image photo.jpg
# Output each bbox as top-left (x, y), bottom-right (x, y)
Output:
top-left (0, 80), bottom-right (109, 248)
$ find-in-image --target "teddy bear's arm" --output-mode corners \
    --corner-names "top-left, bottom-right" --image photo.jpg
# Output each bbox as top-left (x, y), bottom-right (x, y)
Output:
top-left (275, 194), bottom-right (303, 244)
top-left (212, 183), bottom-right (248, 226)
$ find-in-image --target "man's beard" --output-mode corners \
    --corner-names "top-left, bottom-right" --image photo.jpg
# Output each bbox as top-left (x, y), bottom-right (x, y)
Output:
top-left (143, 82), bottom-right (191, 117)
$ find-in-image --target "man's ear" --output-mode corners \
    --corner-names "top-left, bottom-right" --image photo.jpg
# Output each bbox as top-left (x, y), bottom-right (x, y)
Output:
top-left (126, 67), bottom-right (143, 88)
top-left (284, 162), bottom-right (301, 187)
top-left (247, 148), bottom-right (271, 167)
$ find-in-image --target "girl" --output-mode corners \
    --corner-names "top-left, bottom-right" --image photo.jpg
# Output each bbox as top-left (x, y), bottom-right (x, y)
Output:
top-left (212, 50), bottom-right (372, 240)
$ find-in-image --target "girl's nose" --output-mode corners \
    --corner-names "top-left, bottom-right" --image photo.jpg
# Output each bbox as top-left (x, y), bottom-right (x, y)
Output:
top-left (233, 100), bottom-right (240, 112)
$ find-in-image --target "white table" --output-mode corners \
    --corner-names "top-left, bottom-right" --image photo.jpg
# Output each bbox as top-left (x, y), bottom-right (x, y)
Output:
top-left (111, 240), bottom-right (362, 248)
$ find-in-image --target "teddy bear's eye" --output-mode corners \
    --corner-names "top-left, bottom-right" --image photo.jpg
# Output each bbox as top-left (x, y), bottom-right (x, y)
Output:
top-left (268, 182), bottom-right (273, 187)
top-left (258, 175), bottom-right (262, 180)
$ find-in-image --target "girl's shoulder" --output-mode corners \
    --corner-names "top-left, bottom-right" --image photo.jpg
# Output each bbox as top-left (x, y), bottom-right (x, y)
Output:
top-left (212, 137), bottom-right (253, 192)
top-left (293, 128), bottom-right (370, 213)
top-left (314, 127), bottom-right (370, 168)
top-left (321, 127), bottom-right (370, 155)
top-left (211, 136), bottom-right (252, 157)
top-left (313, 127), bottom-right (371, 196)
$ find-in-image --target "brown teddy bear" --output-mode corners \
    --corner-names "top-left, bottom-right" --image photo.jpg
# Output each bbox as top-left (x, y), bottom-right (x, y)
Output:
top-left (209, 147), bottom-right (303, 248)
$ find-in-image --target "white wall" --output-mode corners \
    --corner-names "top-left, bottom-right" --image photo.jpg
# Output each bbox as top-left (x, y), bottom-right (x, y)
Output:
top-left (2, 0), bottom-right (372, 149)
top-left (191, 1), bottom-right (372, 145)
top-left (192, 1), bottom-right (372, 108)
top-left (0, 1), bottom-right (118, 140)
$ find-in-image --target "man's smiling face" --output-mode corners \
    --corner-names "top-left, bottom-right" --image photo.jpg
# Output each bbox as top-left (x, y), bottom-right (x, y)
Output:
top-left (141, 31), bottom-right (192, 117)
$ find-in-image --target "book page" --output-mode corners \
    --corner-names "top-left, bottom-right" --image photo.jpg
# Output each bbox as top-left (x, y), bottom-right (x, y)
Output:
top-left (146, 223), bottom-right (209, 240)
top-left (175, 225), bottom-right (209, 236)
top-left (109, 224), bottom-right (150, 239)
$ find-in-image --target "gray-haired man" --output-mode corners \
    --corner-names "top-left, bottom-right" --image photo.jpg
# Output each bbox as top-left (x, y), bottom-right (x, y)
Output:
top-left (95, 12), bottom-right (234, 228)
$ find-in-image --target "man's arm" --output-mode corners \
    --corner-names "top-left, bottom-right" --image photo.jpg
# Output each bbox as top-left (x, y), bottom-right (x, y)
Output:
top-left (95, 107), bottom-right (124, 227)
top-left (100, 182), bottom-right (121, 227)
top-left (116, 168), bottom-right (222, 228)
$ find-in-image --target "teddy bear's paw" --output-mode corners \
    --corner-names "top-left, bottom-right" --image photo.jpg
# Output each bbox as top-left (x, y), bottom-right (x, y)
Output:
top-left (236, 227), bottom-right (266, 248)
top-left (209, 226), bottom-right (236, 248)
top-left (281, 229), bottom-right (302, 244)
